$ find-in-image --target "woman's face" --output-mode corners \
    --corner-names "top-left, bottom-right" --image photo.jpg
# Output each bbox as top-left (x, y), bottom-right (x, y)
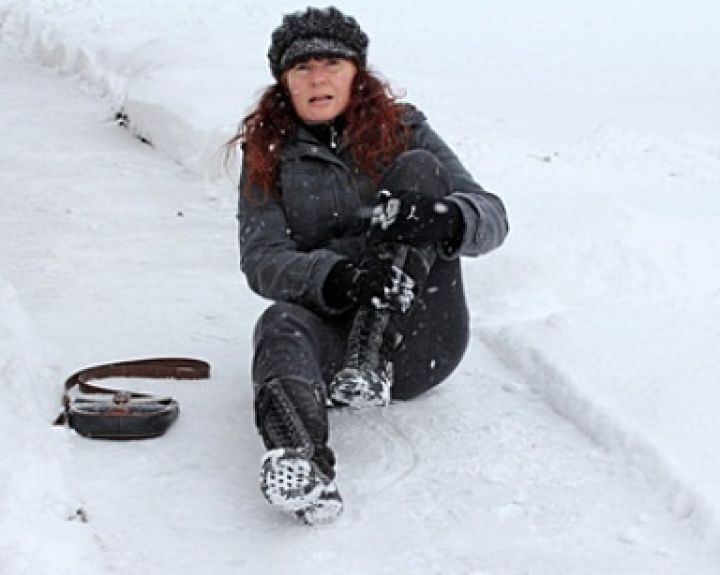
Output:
top-left (285, 57), bottom-right (357, 124)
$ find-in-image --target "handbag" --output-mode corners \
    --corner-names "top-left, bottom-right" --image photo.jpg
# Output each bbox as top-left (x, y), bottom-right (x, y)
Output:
top-left (53, 357), bottom-right (210, 440)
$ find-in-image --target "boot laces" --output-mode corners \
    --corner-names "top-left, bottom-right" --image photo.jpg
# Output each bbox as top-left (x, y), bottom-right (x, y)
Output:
top-left (256, 380), bottom-right (314, 460)
top-left (344, 307), bottom-right (389, 372)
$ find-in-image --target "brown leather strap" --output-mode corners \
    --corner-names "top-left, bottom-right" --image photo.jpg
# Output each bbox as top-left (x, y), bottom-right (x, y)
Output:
top-left (54, 357), bottom-right (211, 426)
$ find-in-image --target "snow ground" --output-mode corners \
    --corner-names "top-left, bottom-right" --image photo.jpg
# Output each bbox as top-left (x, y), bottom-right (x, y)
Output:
top-left (2, 1), bottom-right (720, 574)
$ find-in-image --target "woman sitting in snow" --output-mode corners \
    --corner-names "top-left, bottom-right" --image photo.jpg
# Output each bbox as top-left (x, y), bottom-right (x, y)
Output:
top-left (230, 6), bottom-right (508, 524)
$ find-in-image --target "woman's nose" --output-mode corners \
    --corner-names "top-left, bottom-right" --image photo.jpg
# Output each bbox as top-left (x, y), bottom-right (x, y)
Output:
top-left (309, 66), bottom-right (329, 84)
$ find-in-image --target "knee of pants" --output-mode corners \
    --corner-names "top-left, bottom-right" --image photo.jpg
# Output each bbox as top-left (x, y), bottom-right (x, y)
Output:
top-left (380, 149), bottom-right (452, 200)
top-left (252, 301), bottom-right (321, 347)
top-left (252, 302), bottom-right (322, 382)
top-left (252, 302), bottom-right (346, 390)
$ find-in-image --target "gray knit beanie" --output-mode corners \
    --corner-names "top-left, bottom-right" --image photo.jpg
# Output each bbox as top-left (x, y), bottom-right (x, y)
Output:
top-left (267, 6), bottom-right (369, 79)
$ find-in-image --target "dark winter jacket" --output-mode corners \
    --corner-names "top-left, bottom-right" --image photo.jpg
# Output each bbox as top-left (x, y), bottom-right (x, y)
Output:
top-left (237, 106), bottom-right (508, 314)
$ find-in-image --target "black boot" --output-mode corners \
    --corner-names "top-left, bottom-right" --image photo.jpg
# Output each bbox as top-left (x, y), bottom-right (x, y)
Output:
top-left (254, 377), bottom-right (342, 524)
top-left (329, 306), bottom-right (393, 407)
top-left (329, 244), bottom-right (435, 408)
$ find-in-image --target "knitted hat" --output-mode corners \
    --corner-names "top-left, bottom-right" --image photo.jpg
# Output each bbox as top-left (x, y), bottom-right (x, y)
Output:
top-left (267, 6), bottom-right (369, 79)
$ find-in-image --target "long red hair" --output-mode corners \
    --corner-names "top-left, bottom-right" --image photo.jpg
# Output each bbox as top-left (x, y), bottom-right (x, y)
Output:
top-left (228, 67), bottom-right (410, 198)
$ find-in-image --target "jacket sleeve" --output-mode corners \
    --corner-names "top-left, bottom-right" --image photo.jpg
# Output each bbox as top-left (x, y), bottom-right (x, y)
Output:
top-left (409, 116), bottom-right (509, 258)
top-left (237, 167), bottom-right (346, 314)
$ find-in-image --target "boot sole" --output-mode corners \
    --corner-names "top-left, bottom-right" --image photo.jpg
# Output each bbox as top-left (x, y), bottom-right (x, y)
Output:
top-left (260, 448), bottom-right (343, 524)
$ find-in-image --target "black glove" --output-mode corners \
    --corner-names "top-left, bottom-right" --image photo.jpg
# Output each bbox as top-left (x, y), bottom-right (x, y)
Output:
top-left (369, 190), bottom-right (464, 247)
top-left (323, 256), bottom-right (415, 313)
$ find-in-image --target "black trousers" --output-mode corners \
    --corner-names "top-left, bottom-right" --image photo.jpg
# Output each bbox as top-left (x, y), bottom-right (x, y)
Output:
top-left (252, 149), bottom-right (470, 402)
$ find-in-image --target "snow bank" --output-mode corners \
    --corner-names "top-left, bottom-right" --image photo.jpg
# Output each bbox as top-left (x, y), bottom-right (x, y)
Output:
top-left (479, 291), bottom-right (720, 533)
top-left (0, 2), bottom-right (125, 101)
top-left (469, 155), bottom-right (720, 532)
top-left (0, 276), bottom-right (104, 575)
top-left (0, 0), bottom-right (247, 177)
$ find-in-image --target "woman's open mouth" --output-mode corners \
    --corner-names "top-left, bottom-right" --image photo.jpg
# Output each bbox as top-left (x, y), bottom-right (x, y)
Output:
top-left (309, 95), bottom-right (333, 104)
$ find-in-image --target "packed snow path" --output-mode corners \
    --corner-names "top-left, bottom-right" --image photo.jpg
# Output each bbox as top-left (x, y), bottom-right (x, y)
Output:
top-left (1, 48), bottom-right (719, 575)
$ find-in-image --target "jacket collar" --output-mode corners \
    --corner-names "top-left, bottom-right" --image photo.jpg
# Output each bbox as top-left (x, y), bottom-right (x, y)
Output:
top-left (281, 104), bottom-right (425, 164)
top-left (282, 122), bottom-right (350, 168)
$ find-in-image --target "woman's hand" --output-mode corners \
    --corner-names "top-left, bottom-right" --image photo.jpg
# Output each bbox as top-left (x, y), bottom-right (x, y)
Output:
top-left (323, 255), bottom-right (415, 313)
top-left (369, 190), bottom-right (463, 247)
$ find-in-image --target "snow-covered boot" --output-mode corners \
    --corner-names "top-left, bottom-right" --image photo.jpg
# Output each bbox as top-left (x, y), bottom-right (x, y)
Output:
top-left (255, 377), bottom-right (342, 524)
top-left (260, 448), bottom-right (342, 525)
top-left (330, 306), bottom-right (393, 408)
top-left (330, 243), bottom-right (436, 408)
